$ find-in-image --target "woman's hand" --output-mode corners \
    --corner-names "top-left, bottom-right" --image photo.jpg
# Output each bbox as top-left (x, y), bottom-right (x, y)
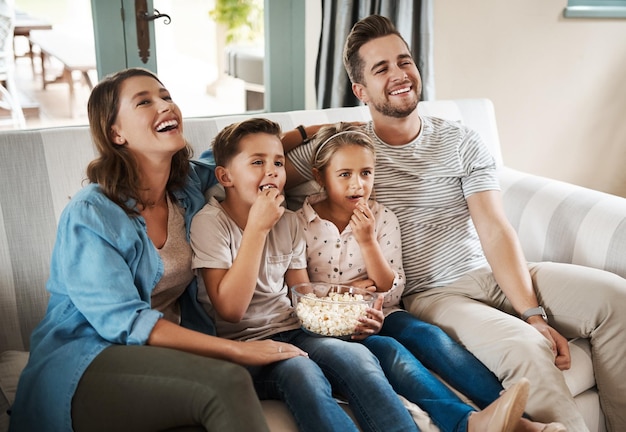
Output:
top-left (352, 295), bottom-right (384, 340)
top-left (230, 340), bottom-right (308, 366)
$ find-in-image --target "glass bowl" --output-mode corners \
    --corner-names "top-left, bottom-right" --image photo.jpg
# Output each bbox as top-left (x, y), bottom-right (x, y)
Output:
top-left (291, 282), bottom-right (375, 339)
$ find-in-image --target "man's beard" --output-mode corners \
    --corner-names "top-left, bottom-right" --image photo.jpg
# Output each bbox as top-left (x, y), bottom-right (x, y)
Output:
top-left (370, 95), bottom-right (419, 118)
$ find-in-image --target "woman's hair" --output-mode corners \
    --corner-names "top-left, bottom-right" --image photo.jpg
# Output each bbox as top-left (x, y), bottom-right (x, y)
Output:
top-left (311, 123), bottom-right (376, 174)
top-left (343, 14), bottom-right (409, 84)
top-left (86, 67), bottom-right (192, 214)
top-left (212, 118), bottom-right (282, 167)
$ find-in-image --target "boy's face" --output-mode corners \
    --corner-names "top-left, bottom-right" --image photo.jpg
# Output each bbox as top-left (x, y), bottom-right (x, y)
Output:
top-left (220, 133), bottom-right (286, 205)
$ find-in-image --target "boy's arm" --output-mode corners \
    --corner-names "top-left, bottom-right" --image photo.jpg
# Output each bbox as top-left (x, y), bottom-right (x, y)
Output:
top-left (201, 190), bottom-right (286, 323)
top-left (284, 268), bottom-right (309, 293)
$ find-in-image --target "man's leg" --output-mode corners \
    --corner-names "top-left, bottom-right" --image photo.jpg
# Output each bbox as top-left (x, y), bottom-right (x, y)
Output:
top-left (528, 262), bottom-right (626, 432)
top-left (403, 267), bottom-right (589, 432)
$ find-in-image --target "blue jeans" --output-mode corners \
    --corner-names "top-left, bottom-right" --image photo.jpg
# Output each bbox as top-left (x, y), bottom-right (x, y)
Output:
top-left (248, 329), bottom-right (418, 432)
top-left (365, 311), bottom-right (506, 432)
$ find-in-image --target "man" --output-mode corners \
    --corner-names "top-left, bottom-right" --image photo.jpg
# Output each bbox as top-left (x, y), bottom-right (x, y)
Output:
top-left (285, 14), bottom-right (626, 432)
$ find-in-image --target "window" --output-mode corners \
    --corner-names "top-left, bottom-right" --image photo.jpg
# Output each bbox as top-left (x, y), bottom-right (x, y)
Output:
top-left (564, 0), bottom-right (626, 18)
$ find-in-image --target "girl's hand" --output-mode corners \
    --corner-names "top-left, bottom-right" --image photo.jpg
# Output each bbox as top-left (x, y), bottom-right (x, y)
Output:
top-left (231, 340), bottom-right (308, 366)
top-left (352, 295), bottom-right (384, 340)
top-left (350, 278), bottom-right (376, 292)
top-left (350, 201), bottom-right (376, 245)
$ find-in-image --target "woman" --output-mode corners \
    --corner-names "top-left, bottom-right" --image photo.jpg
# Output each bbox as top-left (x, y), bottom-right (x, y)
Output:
top-left (9, 68), bottom-right (306, 432)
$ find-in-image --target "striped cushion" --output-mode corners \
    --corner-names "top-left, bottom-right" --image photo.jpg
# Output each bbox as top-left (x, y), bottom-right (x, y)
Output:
top-left (500, 167), bottom-right (626, 279)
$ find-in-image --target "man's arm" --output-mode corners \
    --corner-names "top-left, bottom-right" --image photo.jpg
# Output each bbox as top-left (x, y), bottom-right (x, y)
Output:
top-left (467, 190), bottom-right (571, 370)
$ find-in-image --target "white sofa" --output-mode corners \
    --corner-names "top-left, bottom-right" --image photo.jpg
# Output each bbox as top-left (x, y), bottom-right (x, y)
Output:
top-left (1, 99), bottom-right (622, 432)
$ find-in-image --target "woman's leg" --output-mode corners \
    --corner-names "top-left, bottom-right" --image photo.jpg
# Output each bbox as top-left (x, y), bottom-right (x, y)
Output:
top-left (248, 354), bottom-right (359, 432)
top-left (72, 345), bottom-right (269, 432)
top-left (361, 335), bottom-right (473, 432)
top-left (380, 311), bottom-right (504, 409)
top-left (294, 332), bottom-right (419, 432)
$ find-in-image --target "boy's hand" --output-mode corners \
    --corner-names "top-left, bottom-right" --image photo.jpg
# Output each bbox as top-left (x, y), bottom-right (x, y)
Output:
top-left (247, 187), bottom-right (285, 232)
top-left (350, 201), bottom-right (376, 245)
top-left (352, 295), bottom-right (384, 340)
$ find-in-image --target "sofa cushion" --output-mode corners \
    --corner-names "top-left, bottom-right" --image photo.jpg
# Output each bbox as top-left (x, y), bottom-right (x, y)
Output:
top-left (0, 351), bottom-right (28, 431)
top-left (563, 338), bottom-right (595, 397)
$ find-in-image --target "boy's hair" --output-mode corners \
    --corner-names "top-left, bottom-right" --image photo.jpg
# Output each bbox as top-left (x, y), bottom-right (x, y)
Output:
top-left (343, 14), bottom-right (410, 84)
top-left (312, 123), bottom-right (376, 173)
top-left (212, 118), bottom-right (282, 167)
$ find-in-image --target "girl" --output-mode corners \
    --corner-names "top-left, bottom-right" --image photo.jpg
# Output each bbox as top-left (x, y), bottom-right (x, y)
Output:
top-left (295, 123), bottom-right (565, 432)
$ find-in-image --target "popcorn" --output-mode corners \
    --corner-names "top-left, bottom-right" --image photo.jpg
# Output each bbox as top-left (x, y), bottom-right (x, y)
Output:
top-left (295, 291), bottom-right (371, 337)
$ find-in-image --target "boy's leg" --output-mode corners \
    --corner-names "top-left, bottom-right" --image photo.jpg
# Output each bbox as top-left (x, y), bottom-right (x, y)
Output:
top-left (380, 311), bottom-right (504, 409)
top-left (295, 332), bottom-right (419, 432)
top-left (248, 355), bottom-right (359, 432)
top-left (72, 345), bottom-right (269, 432)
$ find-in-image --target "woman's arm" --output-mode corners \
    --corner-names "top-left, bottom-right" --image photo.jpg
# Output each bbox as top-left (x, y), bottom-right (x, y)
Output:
top-left (149, 317), bottom-right (307, 366)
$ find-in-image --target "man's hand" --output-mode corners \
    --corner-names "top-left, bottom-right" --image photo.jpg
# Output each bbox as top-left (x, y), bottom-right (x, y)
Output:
top-left (352, 295), bottom-right (384, 340)
top-left (527, 316), bottom-right (571, 370)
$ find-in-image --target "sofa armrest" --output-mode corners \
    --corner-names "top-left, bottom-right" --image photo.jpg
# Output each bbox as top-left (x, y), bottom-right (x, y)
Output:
top-left (499, 167), bottom-right (626, 279)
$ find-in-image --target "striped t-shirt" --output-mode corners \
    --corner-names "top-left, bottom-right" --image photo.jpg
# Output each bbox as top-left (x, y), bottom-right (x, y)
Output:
top-left (287, 116), bottom-right (500, 295)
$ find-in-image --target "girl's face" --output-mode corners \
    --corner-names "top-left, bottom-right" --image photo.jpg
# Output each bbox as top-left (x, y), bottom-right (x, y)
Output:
top-left (318, 144), bottom-right (375, 213)
top-left (110, 75), bottom-right (185, 162)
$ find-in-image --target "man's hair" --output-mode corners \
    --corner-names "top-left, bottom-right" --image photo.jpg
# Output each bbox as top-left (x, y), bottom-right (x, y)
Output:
top-left (343, 14), bottom-right (410, 84)
top-left (212, 118), bottom-right (282, 167)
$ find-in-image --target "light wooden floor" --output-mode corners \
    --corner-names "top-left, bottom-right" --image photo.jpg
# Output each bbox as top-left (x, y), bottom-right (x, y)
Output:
top-left (1, 50), bottom-right (249, 131)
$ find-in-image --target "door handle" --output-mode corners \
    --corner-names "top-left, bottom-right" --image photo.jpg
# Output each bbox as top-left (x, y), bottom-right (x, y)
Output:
top-left (134, 0), bottom-right (171, 63)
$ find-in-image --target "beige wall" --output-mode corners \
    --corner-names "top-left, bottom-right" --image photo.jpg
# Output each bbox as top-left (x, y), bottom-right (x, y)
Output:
top-left (434, 0), bottom-right (626, 197)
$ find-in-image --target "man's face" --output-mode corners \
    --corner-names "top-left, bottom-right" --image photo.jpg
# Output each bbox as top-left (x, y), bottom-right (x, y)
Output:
top-left (352, 34), bottom-right (422, 119)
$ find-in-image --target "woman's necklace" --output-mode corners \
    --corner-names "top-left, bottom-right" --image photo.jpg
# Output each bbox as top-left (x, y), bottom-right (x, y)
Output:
top-left (144, 193), bottom-right (167, 209)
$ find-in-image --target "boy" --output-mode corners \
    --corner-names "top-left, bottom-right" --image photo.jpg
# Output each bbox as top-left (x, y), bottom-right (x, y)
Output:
top-left (189, 118), bottom-right (417, 432)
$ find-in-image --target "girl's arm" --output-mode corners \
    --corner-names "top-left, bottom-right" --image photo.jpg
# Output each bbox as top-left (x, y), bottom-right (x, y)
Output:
top-left (350, 201), bottom-right (395, 291)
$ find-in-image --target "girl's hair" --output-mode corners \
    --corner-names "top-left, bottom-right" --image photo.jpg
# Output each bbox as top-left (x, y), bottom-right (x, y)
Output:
top-left (212, 118), bottom-right (282, 167)
top-left (85, 67), bottom-right (192, 215)
top-left (311, 123), bottom-right (376, 173)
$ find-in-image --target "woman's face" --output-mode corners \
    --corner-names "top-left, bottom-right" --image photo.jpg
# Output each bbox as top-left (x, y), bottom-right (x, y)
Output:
top-left (111, 75), bottom-right (185, 162)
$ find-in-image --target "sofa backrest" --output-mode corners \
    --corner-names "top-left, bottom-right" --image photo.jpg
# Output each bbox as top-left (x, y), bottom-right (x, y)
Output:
top-left (0, 99), bottom-right (500, 353)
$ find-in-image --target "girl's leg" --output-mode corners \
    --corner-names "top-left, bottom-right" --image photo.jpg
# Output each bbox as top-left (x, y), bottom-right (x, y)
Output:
top-left (380, 311), bottom-right (504, 409)
top-left (362, 335), bottom-right (473, 432)
top-left (295, 332), bottom-right (419, 432)
top-left (72, 345), bottom-right (269, 432)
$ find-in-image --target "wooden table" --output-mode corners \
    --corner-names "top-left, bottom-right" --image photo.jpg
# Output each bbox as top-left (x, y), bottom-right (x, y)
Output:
top-left (28, 30), bottom-right (96, 117)
top-left (13, 10), bottom-right (53, 72)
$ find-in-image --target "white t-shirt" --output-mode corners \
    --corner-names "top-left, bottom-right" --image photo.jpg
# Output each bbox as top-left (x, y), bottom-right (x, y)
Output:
top-left (288, 116), bottom-right (500, 295)
top-left (190, 197), bottom-right (307, 340)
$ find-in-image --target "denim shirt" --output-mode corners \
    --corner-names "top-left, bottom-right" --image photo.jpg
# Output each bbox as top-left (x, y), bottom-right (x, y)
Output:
top-left (9, 156), bottom-right (217, 432)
